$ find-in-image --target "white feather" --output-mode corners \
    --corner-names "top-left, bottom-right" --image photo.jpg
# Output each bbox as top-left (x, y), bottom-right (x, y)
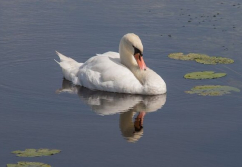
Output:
top-left (55, 51), bottom-right (83, 85)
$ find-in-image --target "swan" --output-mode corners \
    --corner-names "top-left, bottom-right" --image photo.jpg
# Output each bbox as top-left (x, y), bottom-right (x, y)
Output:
top-left (55, 33), bottom-right (166, 95)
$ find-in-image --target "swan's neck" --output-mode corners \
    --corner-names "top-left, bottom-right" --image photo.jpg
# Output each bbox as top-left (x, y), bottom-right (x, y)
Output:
top-left (119, 44), bottom-right (146, 85)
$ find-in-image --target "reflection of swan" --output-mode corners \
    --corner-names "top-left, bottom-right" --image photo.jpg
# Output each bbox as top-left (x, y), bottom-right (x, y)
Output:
top-left (55, 33), bottom-right (166, 95)
top-left (57, 79), bottom-right (167, 142)
top-left (120, 111), bottom-right (145, 143)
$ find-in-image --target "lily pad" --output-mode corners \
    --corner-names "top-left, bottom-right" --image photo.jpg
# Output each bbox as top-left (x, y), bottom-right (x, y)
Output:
top-left (195, 57), bottom-right (234, 64)
top-left (12, 149), bottom-right (61, 157)
top-left (185, 85), bottom-right (240, 96)
top-left (184, 71), bottom-right (226, 79)
top-left (168, 53), bottom-right (234, 64)
top-left (168, 53), bottom-right (209, 61)
top-left (7, 162), bottom-right (51, 167)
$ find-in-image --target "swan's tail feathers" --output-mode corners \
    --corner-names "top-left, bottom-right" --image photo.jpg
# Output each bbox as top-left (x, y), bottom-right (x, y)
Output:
top-left (55, 51), bottom-right (78, 63)
top-left (54, 59), bottom-right (60, 65)
top-left (55, 51), bottom-right (83, 86)
top-left (56, 51), bottom-right (66, 61)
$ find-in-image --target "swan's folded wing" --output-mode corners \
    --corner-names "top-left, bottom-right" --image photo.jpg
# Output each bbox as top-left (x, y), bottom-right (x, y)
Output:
top-left (77, 52), bottom-right (143, 94)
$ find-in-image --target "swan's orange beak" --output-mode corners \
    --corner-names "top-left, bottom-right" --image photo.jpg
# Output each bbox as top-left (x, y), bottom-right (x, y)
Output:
top-left (134, 53), bottom-right (147, 71)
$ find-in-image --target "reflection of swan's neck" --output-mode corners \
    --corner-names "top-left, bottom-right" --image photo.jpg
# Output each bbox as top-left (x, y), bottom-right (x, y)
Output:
top-left (119, 110), bottom-right (143, 143)
top-left (119, 111), bottom-right (134, 136)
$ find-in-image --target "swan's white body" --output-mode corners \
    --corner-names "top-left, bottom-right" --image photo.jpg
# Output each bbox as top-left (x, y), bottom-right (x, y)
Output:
top-left (55, 33), bottom-right (166, 95)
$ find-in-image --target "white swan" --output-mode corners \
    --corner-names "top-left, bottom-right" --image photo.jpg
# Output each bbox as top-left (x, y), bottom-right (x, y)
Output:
top-left (55, 33), bottom-right (166, 95)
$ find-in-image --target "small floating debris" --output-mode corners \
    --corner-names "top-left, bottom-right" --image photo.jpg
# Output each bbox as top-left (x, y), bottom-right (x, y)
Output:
top-left (168, 53), bottom-right (234, 65)
top-left (12, 149), bottom-right (61, 157)
top-left (184, 71), bottom-right (226, 80)
top-left (7, 162), bottom-right (51, 167)
top-left (185, 85), bottom-right (240, 96)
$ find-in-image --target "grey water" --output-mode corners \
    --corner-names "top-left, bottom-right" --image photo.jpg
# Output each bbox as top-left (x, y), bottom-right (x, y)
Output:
top-left (1, 0), bottom-right (242, 166)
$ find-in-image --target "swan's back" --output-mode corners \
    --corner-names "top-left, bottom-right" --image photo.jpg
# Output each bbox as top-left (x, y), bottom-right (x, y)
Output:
top-left (78, 52), bottom-right (143, 94)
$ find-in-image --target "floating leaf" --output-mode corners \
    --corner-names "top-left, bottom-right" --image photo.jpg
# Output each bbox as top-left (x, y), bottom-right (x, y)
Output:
top-left (185, 85), bottom-right (240, 96)
top-left (12, 149), bottom-right (61, 157)
top-left (184, 71), bottom-right (226, 79)
top-left (195, 57), bottom-right (234, 64)
top-left (168, 53), bottom-right (209, 61)
top-left (7, 161), bottom-right (51, 167)
top-left (168, 53), bottom-right (234, 64)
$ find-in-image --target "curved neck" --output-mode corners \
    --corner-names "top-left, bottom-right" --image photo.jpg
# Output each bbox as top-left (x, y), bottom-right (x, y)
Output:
top-left (119, 42), bottom-right (146, 85)
top-left (119, 41), bottom-right (137, 70)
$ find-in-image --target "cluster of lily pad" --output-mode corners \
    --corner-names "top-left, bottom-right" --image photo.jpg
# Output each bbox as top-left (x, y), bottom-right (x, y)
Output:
top-left (7, 162), bottom-right (51, 167)
top-left (7, 149), bottom-right (61, 167)
top-left (168, 53), bottom-right (240, 96)
top-left (185, 85), bottom-right (240, 96)
top-left (168, 53), bottom-right (234, 65)
top-left (12, 149), bottom-right (61, 157)
top-left (184, 71), bottom-right (226, 80)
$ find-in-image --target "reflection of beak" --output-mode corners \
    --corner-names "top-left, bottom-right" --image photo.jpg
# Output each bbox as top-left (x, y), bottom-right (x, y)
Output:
top-left (134, 112), bottom-right (146, 132)
top-left (134, 53), bottom-right (147, 71)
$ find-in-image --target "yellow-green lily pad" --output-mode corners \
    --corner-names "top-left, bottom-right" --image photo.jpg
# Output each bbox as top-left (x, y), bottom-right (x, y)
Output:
top-left (168, 53), bottom-right (234, 65)
top-left (168, 53), bottom-right (210, 61)
top-left (184, 71), bottom-right (226, 79)
top-left (185, 85), bottom-right (240, 96)
top-left (7, 162), bottom-right (51, 167)
top-left (12, 149), bottom-right (61, 157)
top-left (195, 57), bottom-right (234, 64)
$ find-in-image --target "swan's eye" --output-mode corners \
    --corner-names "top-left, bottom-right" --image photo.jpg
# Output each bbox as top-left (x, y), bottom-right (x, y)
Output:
top-left (133, 46), bottom-right (142, 56)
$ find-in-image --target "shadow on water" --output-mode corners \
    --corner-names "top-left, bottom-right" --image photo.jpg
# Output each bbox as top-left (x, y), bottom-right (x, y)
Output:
top-left (56, 79), bottom-right (166, 143)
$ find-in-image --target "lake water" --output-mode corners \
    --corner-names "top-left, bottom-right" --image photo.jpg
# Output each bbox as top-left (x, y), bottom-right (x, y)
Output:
top-left (1, 0), bottom-right (242, 166)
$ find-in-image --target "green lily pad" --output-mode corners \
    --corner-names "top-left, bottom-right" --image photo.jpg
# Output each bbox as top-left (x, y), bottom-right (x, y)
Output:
top-left (12, 149), bottom-right (61, 157)
top-left (195, 57), bottom-right (234, 64)
top-left (185, 85), bottom-right (240, 96)
top-left (168, 53), bottom-right (234, 65)
top-left (184, 71), bottom-right (226, 79)
top-left (7, 162), bottom-right (51, 167)
top-left (168, 53), bottom-right (210, 61)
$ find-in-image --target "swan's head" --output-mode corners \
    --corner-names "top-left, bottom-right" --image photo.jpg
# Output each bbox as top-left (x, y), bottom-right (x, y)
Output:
top-left (119, 33), bottom-right (147, 71)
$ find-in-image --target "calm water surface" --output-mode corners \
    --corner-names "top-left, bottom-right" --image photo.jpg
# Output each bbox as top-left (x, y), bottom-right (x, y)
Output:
top-left (1, 0), bottom-right (242, 166)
